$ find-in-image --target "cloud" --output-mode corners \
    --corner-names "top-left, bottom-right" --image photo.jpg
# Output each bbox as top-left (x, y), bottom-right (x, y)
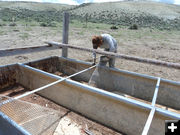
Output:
top-left (174, 0), bottom-right (180, 5)
top-left (93, 0), bottom-right (124, 2)
top-left (2, 0), bottom-right (43, 2)
top-left (1, 0), bottom-right (180, 5)
top-left (50, 0), bottom-right (78, 5)
top-left (83, 0), bottom-right (93, 3)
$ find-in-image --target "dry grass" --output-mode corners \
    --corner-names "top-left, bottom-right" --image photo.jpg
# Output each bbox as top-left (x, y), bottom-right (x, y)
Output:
top-left (0, 21), bottom-right (180, 81)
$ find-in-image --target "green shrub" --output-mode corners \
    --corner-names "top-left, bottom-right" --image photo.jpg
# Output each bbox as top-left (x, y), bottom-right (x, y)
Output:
top-left (19, 33), bottom-right (29, 40)
top-left (48, 22), bottom-right (57, 27)
top-left (40, 22), bottom-right (57, 27)
top-left (0, 23), bottom-right (6, 26)
top-left (40, 22), bottom-right (48, 27)
top-left (9, 23), bottom-right (17, 26)
top-left (129, 24), bottom-right (138, 30)
top-left (110, 25), bottom-right (118, 30)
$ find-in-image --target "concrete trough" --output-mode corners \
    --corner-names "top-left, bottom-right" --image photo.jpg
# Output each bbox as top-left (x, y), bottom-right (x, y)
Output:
top-left (0, 56), bottom-right (180, 135)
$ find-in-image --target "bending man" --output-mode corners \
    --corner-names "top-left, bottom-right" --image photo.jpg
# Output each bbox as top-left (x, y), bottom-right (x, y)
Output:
top-left (92, 34), bottom-right (118, 68)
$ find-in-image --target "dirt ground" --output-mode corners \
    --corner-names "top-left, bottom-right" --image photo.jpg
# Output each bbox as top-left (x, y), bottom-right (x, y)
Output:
top-left (0, 23), bottom-right (179, 82)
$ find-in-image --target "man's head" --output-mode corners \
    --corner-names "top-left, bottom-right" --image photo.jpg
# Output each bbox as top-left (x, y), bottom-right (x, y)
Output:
top-left (92, 36), bottom-right (103, 49)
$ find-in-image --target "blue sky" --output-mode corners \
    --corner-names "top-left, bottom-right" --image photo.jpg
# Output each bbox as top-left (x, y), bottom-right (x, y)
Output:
top-left (1, 0), bottom-right (180, 5)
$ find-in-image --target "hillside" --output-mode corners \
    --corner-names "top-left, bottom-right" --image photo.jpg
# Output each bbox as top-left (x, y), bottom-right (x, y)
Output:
top-left (69, 1), bottom-right (180, 29)
top-left (0, 1), bottom-right (180, 29)
top-left (70, 1), bottom-right (180, 19)
top-left (0, 1), bottom-right (73, 11)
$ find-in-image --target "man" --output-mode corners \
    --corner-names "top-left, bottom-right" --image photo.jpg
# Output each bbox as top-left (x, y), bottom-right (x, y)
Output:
top-left (92, 34), bottom-right (118, 68)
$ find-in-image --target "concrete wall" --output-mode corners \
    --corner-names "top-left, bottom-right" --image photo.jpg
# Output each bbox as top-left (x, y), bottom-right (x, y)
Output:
top-left (148, 111), bottom-right (174, 135)
top-left (17, 65), bottom-right (176, 135)
top-left (0, 64), bottom-right (18, 90)
top-left (89, 66), bottom-right (180, 110)
top-left (158, 82), bottom-right (180, 110)
top-left (1, 56), bottom-right (179, 135)
top-left (54, 57), bottom-right (180, 110)
top-left (23, 56), bottom-right (180, 109)
top-left (25, 56), bottom-right (94, 83)
top-left (26, 56), bottom-right (59, 73)
top-left (89, 66), bottom-right (156, 99)
top-left (57, 57), bottom-right (94, 82)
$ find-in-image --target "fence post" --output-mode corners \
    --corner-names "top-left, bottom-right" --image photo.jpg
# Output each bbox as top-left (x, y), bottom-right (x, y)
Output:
top-left (62, 12), bottom-right (69, 57)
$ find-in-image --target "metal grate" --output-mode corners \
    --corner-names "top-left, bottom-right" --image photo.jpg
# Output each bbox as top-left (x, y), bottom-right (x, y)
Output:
top-left (0, 95), bottom-right (62, 135)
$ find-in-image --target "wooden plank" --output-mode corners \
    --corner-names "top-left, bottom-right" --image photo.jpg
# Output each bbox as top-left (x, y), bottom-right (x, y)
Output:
top-left (0, 45), bottom-right (60, 57)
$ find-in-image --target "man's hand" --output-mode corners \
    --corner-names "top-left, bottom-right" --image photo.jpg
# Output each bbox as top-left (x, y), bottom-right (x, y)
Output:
top-left (93, 57), bottom-right (96, 64)
top-left (92, 62), bottom-right (96, 66)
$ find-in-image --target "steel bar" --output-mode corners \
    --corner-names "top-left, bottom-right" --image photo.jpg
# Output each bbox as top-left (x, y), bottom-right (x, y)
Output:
top-left (141, 108), bottom-right (156, 135)
top-left (152, 77), bottom-right (161, 106)
top-left (46, 41), bottom-right (180, 69)
top-left (141, 78), bottom-right (161, 135)
top-left (0, 64), bottom-right (96, 106)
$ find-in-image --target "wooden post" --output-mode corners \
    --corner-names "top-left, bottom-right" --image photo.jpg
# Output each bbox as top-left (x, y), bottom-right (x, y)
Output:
top-left (62, 12), bottom-right (69, 57)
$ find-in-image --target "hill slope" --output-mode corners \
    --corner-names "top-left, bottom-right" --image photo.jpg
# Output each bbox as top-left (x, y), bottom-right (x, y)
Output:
top-left (69, 1), bottom-right (180, 29)
top-left (70, 1), bottom-right (180, 19)
top-left (0, 1), bottom-right (180, 29)
top-left (0, 1), bottom-right (73, 11)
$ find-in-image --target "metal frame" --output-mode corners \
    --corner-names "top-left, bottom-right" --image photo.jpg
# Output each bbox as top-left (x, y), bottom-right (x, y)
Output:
top-left (0, 58), bottom-right (180, 135)
top-left (17, 62), bottom-right (180, 135)
top-left (0, 9), bottom-right (179, 133)
top-left (0, 43), bottom-right (180, 134)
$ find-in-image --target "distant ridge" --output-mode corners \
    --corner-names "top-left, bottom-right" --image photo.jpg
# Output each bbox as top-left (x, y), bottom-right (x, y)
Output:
top-left (0, 1), bottom-right (180, 30)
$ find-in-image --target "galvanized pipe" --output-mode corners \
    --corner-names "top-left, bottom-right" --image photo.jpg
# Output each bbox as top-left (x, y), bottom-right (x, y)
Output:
top-left (152, 77), bottom-right (161, 106)
top-left (141, 108), bottom-right (156, 135)
top-left (142, 78), bottom-right (161, 135)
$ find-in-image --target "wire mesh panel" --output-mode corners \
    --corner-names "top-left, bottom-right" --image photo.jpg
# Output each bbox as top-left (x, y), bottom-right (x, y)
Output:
top-left (0, 95), bottom-right (62, 135)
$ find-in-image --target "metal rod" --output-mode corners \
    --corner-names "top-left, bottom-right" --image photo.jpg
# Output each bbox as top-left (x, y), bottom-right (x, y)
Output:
top-left (0, 64), bottom-right (96, 106)
top-left (141, 78), bottom-right (161, 135)
top-left (141, 108), bottom-right (156, 135)
top-left (46, 41), bottom-right (180, 70)
top-left (152, 77), bottom-right (161, 106)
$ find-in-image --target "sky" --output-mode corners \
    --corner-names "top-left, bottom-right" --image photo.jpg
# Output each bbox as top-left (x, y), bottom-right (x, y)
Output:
top-left (1, 0), bottom-right (180, 5)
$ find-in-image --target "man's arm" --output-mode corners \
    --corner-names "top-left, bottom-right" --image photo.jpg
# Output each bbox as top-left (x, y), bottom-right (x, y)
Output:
top-left (92, 51), bottom-right (96, 65)
top-left (108, 39), bottom-right (116, 52)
